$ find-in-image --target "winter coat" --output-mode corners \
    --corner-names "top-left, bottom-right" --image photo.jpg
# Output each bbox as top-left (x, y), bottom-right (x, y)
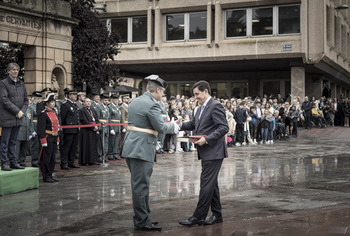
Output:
top-left (234, 107), bottom-right (247, 124)
top-left (249, 112), bottom-right (258, 125)
top-left (0, 76), bottom-right (28, 127)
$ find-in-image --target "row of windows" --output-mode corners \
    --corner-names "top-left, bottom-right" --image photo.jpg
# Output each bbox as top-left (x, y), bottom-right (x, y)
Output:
top-left (101, 4), bottom-right (300, 44)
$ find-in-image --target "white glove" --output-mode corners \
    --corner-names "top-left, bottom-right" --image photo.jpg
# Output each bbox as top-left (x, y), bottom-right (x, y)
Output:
top-left (110, 130), bottom-right (116, 135)
top-left (42, 143), bottom-right (48, 147)
top-left (96, 131), bottom-right (100, 135)
top-left (122, 128), bottom-right (126, 133)
top-left (32, 132), bottom-right (37, 137)
top-left (57, 142), bottom-right (59, 146)
top-left (156, 141), bottom-right (161, 151)
top-left (173, 122), bottom-right (180, 134)
top-left (29, 135), bottom-right (32, 140)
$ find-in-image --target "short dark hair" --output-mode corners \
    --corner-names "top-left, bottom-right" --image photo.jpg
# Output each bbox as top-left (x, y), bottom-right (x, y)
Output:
top-left (192, 80), bottom-right (211, 95)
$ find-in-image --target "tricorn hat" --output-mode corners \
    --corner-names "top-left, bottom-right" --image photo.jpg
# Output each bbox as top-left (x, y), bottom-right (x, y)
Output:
top-left (145, 74), bottom-right (168, 89)
top-left (43, 93), bottom-right (55, 102)
top-left (41, 87), bottom-right (52, 94)
top-left (31, 91), bottom-right (42, 97)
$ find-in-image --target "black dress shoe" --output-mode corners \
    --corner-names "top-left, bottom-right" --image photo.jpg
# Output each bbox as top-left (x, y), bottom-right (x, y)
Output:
top-left (108, 157), bottom-right (115, 160)
top-left (68, 164), bottom-right (80, 168)
top-left (43, 178), bottom-right (55, 183)
top-left (60, 165), bottom-right (70, 170)
top-left (32, 163), bottom-right (39, 167)
top-left (51, 177), bottom-right (59, 182)
top-left (204, 215), bottom-right (223, 225)
top-left (179, 216), bottom-right (205, 226)
top-left (1, 165), bottom-right (12, 171)
top-left (10, 164), bottom-right (25, 169)
top-left (135, 223), bottom-right (162, 231)
top-left (20, 163), bottom-right (27, 167)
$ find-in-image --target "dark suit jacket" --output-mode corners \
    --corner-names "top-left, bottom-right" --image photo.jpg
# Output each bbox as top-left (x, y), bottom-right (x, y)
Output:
top-left (181, 98), bottom-right (229, 161)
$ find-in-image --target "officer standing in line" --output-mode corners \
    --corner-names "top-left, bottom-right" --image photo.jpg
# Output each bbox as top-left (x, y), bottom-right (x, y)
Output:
top-left (76, 92), bottom-right (86, 110)
top-left (98, 93), bottom-right (110, 161)
top-left (156, 97), bottom-right (168, 154)
top-left (107, 94), bottom-right (121, 160)
top-left (121, 74), bottom-right (180, 231)
top-left (16, 91), bottom-right (41, 167)
top-left (60, 88), bottom-right (80, 169)
top-left (119, 94), bottom-right (129, 143)
top-left (91, 93), bottom-right (104, 162)
top-left (28, 90), bottom-right (45, 167)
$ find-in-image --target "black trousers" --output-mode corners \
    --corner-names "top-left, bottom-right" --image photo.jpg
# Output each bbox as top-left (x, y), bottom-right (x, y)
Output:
top-left (193, 159), bottom-right (223, 220)
top-left (61, 133), bottom-right (78, 166)
top-left (236, 124), bottom-right (244, 143)
top-left (40, 141), bottom-right (57, 180)
top-left (304, 115), bottom-right (312, 129)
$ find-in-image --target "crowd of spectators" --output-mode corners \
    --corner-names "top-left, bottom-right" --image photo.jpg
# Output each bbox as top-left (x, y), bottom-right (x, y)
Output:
top-left (156, 93), bottom-right (350, 153)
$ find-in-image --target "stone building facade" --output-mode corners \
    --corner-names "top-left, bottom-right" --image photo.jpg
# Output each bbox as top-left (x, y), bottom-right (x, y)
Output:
top-left (0, 0), bottom-right (76, 98)
top-left (96, 0), bottom-right (350, 100)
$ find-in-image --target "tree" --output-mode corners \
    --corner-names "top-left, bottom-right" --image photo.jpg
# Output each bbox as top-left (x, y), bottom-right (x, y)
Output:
top-left (66, 0), bottom-right (121, 93)
top-left (0, 44), bottom-right (25, 80)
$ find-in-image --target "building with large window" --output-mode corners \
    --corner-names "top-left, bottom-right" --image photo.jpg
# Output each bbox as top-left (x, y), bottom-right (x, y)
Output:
top-left (97, 0), bottom-right (350, 100)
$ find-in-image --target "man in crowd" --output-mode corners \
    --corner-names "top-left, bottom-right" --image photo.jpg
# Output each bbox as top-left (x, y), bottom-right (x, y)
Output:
top-left (179, 80), bottom-right (229, 227)
top-left (0, 63), bottom-right (28, 171)
top-left (121, 74), bottom-right (180, 231)
top-left (60, 88), bottom-right (80, 169)
top-left (302, 96), bottom-right (312, 130)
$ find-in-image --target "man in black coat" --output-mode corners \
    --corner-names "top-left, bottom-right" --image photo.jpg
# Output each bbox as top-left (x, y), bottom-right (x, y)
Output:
top-left (301, 96), bottom-right (312, 129)
top-left (60, 88), bottom-right (80, 169)
top-left (0, 63), bottom-right (27, 171)
top-left (179, 80), bottom-right (229, 226)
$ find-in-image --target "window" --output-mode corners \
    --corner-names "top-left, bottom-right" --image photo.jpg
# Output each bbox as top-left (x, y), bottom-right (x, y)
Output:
top-left (225, 5), bottom-right (300, 38)
top-left (111, 16), bottom-right (147, 44)
top-left (165, 12), bottom-right (207, 41)
top-left (226, 9), bottom-right (247, 37)
top-left (278, 5), bottom-right (300, 34)
top-left (231, 82), bottom-right (248, 99)
top-left (252, 7), bottom-right (273, 36)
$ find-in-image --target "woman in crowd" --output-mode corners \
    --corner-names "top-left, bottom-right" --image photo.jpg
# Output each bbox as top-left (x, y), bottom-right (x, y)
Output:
top-left (79, 98), bottom-right (99, 165)
top-left (37, 93), bottom-right (59, 183)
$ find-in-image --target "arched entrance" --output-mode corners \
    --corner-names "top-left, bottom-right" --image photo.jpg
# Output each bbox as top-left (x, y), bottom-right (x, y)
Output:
top-left (0, 0), bottom-right (77, 94)
top-left (52, 67), bottom-right (66, 99)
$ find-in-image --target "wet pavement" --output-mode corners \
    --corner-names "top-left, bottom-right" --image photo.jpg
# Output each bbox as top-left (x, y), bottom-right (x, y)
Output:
top-left (1, 127), bottom-right (350, 236)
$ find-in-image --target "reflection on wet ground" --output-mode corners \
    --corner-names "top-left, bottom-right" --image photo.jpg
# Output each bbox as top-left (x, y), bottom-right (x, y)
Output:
top-left (1, 129), bottom-right (350, 235)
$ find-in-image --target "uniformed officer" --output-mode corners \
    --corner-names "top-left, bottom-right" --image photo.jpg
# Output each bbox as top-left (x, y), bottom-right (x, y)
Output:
top-left (76, 92), bottom-right (86, 110)
top-left (38, 93), bottom-right (60, 183)
top-left (156, 97), bottom-right (169, 154)
top-left (60, 88), bottom-right (80, 169)
top-left (91, 93), bottom-right (104, 162)
top-left (98, 93), bottom-right (110, 161)
top-left (121, 74), bottom-right (180, 231)
top-left (107, 94), bottom-right (121, 160)
top-left (119, 94), bottom-right (129, 142)
top-left (16, 91), bottom-right (41, 166)
top-left (27, 90), bottom-right (44, 167)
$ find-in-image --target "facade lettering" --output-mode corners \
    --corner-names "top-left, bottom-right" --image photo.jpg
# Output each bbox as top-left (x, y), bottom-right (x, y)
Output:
top-left (0, 14), bottom-right (41, 30)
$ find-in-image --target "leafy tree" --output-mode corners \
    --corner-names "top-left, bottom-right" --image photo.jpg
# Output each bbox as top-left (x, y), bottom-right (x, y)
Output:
top-left (0, 44), bottom-right (25, 80)
top-left (67, 0), bottom-right (121, 93)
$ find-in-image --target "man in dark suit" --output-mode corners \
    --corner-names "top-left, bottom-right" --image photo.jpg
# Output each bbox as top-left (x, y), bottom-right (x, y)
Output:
top-left (179, 80), bottom-right (229, 226)
top-left (301, 96), bottom-right (312, 130)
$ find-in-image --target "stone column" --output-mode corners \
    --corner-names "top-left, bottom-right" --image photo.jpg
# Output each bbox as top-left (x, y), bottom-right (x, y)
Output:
top-left (291, 67), bottom-right (305, 101)
top-left (331, 83), bottom-right (336, 98)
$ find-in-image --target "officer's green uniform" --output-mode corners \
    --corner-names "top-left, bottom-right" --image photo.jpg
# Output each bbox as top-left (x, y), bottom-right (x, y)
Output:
top-left (121, 92), bottom-right (174, 228)
top-left (16, 109), bottom-right (32, 166)
top-left (107, 103), bottom-right (121, 160)
top-left (28, 102), bottom-right (40, 166)
top-left (98, 103), bottom-right (110, 158)
top-left (157, 101), bottom-right (168, 152)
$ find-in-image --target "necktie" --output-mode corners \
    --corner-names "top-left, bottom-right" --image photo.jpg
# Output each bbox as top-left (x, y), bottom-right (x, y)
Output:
top-left (199, 105), bottom-right (205, 120)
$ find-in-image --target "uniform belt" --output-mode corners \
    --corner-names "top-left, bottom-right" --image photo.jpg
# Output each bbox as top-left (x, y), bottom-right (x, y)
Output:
top-left (33, 120), bottom-right (37, 122)
top-left (127, 125), bottom-right (158, 136)
top-left (45, 130), bottom-right (58, 136)
top-left (111, 119), bottom-right (120, 122)
top-left (99, 119), bottom-right (108, 123)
